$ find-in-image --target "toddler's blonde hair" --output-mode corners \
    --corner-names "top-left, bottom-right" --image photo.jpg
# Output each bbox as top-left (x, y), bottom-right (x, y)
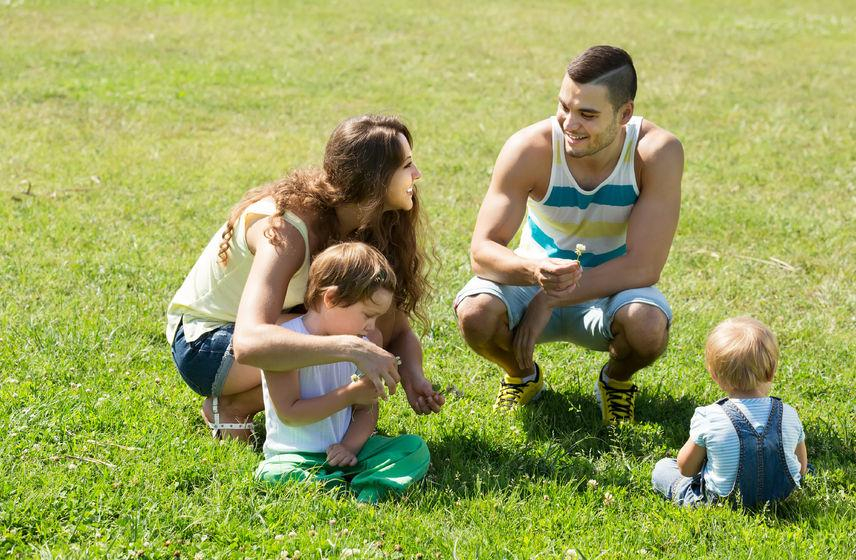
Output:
top-left (704, 316), bottom-right (779, 391)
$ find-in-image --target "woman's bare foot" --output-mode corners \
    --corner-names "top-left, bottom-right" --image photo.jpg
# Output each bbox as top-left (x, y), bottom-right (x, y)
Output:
top-left (201, 396), bottom-right (255, 441)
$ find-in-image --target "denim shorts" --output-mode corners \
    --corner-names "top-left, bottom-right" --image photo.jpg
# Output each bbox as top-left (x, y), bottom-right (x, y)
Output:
top-left (171, 321), bottom-right (235, 397)
top-left (454, 277), bottom-right (672, 352)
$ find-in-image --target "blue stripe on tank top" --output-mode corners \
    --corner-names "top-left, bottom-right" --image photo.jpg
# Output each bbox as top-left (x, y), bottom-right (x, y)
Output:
top-left (541, 184), bottom-right (638, 209)
top-left (527, 218), bottom-right (627, 266)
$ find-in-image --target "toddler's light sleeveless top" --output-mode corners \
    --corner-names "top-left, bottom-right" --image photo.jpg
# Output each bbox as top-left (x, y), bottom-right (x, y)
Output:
top-left (261, 316), bottom-right (355, 457)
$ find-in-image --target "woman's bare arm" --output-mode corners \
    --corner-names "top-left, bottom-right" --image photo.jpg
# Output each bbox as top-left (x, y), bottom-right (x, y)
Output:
top-left (232, 217), bottom-right (400, 394)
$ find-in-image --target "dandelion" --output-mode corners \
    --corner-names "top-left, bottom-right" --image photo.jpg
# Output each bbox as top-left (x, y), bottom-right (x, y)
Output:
top-left (575, 243), bottom-right (586, 260)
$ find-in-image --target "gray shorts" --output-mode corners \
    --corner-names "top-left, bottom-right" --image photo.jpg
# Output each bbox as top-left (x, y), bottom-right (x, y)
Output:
top-left (453, 277), bottom-right (672, 352)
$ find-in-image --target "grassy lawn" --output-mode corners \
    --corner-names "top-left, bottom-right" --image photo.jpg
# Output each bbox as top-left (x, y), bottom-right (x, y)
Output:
top-left (1, 0), bottom-right (854, 558)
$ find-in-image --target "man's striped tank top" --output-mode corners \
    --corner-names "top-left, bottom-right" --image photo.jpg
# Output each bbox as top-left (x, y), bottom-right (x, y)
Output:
top-left (515, 115), bottom-right (643, 268)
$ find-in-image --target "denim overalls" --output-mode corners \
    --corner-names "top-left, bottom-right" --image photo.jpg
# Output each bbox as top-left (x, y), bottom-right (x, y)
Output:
top-left (653, 397), bottom-right (798, 507)
top-left (716, 397), bottom-right (797, 507)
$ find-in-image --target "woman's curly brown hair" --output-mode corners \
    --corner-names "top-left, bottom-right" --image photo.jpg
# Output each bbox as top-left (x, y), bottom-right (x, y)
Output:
top-left (218, 115), bottom-right (432, 325)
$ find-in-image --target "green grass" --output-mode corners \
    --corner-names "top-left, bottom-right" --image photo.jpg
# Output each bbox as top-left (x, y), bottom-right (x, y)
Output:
top-left (2, 0), bottom-right (855, 558)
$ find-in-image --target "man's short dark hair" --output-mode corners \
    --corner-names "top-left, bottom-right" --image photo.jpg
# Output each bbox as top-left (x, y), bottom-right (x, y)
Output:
top-left (567, 45), bottom-right (637, 110)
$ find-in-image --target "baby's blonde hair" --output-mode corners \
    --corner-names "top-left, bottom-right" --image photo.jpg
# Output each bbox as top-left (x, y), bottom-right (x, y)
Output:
top-left (704, 316), bottom-right (779, 391)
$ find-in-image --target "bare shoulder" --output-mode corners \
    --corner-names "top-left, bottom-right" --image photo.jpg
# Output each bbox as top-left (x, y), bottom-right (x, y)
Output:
top-left (637, 119), bottom-right (683, 165)
top-left (247, 209), bottom-right (315, 259)
top-left (634, 119), bottom-right (684, 198)
top-left (493, 119), bottom-right (553, 192)
top-left (500, 118), bottom-right (552, 161)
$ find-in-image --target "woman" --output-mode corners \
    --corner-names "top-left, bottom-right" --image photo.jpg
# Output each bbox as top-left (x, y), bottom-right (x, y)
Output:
top-left (167, 115), bottom-right (445, 440)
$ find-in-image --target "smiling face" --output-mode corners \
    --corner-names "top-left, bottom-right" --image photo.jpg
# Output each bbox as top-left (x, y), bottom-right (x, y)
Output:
top-left (320, 288), bottom-right (394, 337)
top-left (383, 133), bottom-right (422, 212)
top-left (556, 75), bottom-right (631, 159)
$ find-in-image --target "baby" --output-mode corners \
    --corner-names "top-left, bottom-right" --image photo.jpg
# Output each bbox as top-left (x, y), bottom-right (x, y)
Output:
top-left (652, 316), bottom-right (808, 507)
top-left (254, 242), bottom-right (430, 503)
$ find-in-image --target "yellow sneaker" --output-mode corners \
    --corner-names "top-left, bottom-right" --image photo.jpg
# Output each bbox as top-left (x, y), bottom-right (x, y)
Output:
top-left (594, 366), bottom-right (638, 424)
top-left (493, 363), bottom-right (545, 411)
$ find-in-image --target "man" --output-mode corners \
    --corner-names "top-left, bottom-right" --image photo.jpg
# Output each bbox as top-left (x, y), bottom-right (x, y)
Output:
top-left (454, 46), bottom-right (683, 424)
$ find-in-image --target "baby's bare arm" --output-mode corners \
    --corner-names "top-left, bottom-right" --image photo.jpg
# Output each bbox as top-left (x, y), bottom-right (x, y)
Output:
top-left (676, 437), bottom-right (707, 477)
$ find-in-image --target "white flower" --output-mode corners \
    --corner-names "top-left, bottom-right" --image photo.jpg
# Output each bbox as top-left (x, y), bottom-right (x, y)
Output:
top-left (575, 244), bottom-right (586, 258)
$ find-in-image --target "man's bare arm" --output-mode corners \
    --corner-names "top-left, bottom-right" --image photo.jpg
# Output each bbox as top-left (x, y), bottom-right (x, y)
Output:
top-left (470, 122), bottom-right (581, 290)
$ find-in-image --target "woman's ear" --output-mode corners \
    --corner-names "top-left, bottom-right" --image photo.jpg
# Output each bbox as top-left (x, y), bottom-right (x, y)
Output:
top-left (321, 287), bottom-right (339, 309)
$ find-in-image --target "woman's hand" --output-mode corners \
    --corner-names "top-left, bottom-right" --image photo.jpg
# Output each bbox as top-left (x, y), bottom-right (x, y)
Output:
top-left (402, 375), bottom-right (445, 415)
top-left (349, 337), bottom-right (400, 399)
top-left (513, 292), bottom-right (553, 371)
top-left (326, 443), bottom-right (358, 467)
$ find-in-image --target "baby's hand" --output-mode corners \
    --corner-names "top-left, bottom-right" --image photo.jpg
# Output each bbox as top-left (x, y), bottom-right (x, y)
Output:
top-left (348, 375), bottom-right (381, 406)
top-left (326, 443), bottom-right (358, 467)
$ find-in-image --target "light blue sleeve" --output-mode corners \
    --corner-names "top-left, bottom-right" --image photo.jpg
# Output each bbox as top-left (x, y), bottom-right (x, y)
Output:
top-left (689, 406), bottom-right (710, 448)
top-left (785, 404), bottom-right (805, 443)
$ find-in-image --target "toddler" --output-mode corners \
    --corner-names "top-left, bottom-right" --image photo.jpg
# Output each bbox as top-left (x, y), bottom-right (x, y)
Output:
top-left (652, 316), bottom-right (808, 507)
top-left (254, 242), bottom-right (430, 503)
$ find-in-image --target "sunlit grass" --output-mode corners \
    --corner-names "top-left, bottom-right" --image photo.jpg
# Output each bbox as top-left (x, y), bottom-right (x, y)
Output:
top-left (1, 0), bottom-right (854, 557)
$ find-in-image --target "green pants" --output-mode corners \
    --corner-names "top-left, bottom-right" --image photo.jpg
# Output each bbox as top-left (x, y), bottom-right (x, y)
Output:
top-left (254, 434), bottom-right (430, 503)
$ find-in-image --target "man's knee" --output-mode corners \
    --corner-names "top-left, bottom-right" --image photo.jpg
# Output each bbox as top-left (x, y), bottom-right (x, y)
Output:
top-left (613, 303), bottom-right (669, 360)
top-left (455, 294), bottom-right (508, 347)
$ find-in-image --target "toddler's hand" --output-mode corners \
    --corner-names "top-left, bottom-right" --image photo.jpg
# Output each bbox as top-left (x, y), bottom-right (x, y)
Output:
top-left (326, 443), bottom-right (358, 467)
top-left (348, 375), bottom-right (381, 406)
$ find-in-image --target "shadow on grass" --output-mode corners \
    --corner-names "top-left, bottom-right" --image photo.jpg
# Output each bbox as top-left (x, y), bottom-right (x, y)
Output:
top-left (516, 386), bottom-right (700, 453)
top-left (424, 431), bottom-right (595, 501)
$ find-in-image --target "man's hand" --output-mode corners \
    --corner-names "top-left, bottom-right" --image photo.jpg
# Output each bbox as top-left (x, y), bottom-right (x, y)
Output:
top-left (534, 258), bottom-right (582, 297)
top-left (402, 375), bottom-right (445, 415)
top-left (326, 443), bottom-right (358, 467)
top-left (513, 292), bottom-right (553, 370)
top-left (350, 337), bottom-right (400, 399)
